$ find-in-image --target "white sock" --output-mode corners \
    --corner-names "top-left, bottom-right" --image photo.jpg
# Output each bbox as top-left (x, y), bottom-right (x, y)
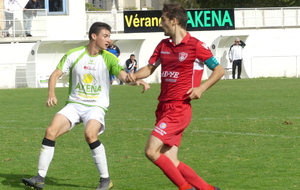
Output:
top-left (91, 143), bottom-right (109, 178)
top-left (37, 145), bottom-right (55, 178)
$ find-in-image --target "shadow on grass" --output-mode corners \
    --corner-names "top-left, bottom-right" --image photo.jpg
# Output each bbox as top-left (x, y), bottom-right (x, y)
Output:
top-left (0, 173), bottom-right (92, 189)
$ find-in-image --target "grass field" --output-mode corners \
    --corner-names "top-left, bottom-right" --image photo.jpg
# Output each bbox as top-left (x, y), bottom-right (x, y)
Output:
top-left (0, 78), bottom-right (299, 190)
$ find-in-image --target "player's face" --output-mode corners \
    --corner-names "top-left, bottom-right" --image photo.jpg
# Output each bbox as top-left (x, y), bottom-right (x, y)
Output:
top-left (94, 29), bottom-right (111, 50)
top-left (159, 13), bottom-right (174, 36)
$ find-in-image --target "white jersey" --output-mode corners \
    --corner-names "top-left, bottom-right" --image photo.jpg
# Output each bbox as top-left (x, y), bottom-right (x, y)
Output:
top-left (229, 45), bottom-right (244, 61)
top-left (57, 46), bottom-right (124, 111)
top-left (4, 0), bottom-right (23, 13)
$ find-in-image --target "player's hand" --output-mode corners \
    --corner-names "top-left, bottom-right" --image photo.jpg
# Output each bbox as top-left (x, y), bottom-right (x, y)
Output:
top-left (126, 71), bottom-right (136, 83)
top-left (46, 97), bottom-right (57, 107)
top-left (136, 80), bottom-right (150, 93)
top-left (186, 87), bottom-right (204, 100)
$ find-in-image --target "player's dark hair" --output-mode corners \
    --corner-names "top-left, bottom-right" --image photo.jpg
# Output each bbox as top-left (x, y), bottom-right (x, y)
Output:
top-left (88, 22), bottom-right (111, 40)
top-left (162, 3), bottom-right (187, 29)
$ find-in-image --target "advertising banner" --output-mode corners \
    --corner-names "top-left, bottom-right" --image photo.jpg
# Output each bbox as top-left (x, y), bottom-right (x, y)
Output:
top-left (124, 9), bottom-right (235, 33)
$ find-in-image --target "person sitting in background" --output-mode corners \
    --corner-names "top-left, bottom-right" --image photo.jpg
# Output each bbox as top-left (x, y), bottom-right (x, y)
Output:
top-left (125, 54), bottom-right (137, 73)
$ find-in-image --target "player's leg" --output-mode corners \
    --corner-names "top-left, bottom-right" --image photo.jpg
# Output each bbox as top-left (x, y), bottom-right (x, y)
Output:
top-left (22, 113), bottom-right (71, 189)
top-left (177, 161), bottom-right (220, 190)
top-left (145, 135), bottom-right (194, 190)
top-left (237, 60), bottom-right (242, 79)
top-left (83, 107), bottom-right (113, 190)
top-left (85, 119), bottom-right (110, 178)
top-left (232, 60), bottom-right (237, 79)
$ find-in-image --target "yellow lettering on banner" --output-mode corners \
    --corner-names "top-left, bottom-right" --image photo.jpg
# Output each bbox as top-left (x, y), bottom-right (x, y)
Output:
top-left (145, 17), bottom-right (151, 27)
top-left (152, 17), bottom-right (159, 26)
top-left (125, 13), bottom-right (162, 28)
top-left (133, 14), bottom-right (139, 27)
top-left (140, 17), bottom-right (145, 27)
top-left (124, 15), bottom-right (133, 27)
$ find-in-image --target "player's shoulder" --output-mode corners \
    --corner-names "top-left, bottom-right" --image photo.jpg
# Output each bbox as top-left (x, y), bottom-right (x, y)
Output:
top-left (66, 46), bottom-right (86, 56)
top-left (102, 50), bottom-right (119, 60)
top-left (189, 37), bottom-right (210, 50)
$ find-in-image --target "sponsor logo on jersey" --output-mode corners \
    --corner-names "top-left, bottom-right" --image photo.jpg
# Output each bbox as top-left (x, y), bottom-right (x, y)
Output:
top-left (161, 51), bottom-right (170, 54)
top-left (75, 74), bottom-right (102, 96)
top-left (161, 71), bottom-right (179, 78)
top-left (88, 60), bottom-right (95, 65)
top-left (179, 52), bottom-right (188, 62)
top-left (84, 66), bottom-right (96, 71)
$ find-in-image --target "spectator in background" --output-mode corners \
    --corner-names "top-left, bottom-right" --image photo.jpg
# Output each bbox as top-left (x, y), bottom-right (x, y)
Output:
top-left (23, 0), bottom-right (41, 37)
top-left (125, 54), bottom-right (137, 73)
top-left (228, 38), bottom-right (246, 79)
top-left (106, 40), bottom-right (121, 84)
top-left (3, 0), bottom-right (23, 37)
top-left (107, 40), bottom-right (120, 57)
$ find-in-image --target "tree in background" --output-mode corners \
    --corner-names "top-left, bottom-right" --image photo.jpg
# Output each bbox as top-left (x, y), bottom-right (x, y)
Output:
top-left (85, 3), bottom-right (105, 11)
top-left (168, 0), bottom-right (300, 8)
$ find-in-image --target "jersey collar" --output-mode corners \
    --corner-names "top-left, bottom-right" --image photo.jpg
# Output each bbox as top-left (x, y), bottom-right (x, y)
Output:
top-left (168, 32), bottom-right (191, 46)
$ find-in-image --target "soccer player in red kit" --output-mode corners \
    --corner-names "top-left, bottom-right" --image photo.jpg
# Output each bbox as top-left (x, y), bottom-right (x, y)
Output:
top-left (127, 3), bottom-right (224, 190)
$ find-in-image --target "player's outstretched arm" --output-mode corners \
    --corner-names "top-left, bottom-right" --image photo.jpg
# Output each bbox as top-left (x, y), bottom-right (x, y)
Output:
top-left (126, 64), bottom-right (156, 83)
top-left (118, 70), bottom-right (150, 93)
top-left (47, 68), bottom-right (64, 107)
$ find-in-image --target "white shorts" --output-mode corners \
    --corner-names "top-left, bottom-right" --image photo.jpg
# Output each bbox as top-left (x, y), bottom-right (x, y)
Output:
top-left (57, 103), bottom-right (106, 135)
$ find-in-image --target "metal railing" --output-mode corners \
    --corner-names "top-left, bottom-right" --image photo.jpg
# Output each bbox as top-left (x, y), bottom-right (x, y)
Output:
top-left (1, 8), bottom-right (300, 38)
top-left (235, 7), bottom-right (300, 28)
top-left (85, 7), bottom-right (300, 33)
top-left (0, 9), bottom-right (47, 37)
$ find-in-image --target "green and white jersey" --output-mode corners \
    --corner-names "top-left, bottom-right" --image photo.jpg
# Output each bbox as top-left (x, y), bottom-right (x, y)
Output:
top-left (57, 46), bottom-right (124, 111)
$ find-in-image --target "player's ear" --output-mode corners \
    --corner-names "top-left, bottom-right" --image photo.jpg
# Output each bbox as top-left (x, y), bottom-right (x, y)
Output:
top-left (172, 18), bottom-right (178, 26)
top-left (91, 33), bottom-right (97, 40)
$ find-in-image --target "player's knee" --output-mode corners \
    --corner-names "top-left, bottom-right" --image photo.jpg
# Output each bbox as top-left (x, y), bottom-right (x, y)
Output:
top-left (84, 132), bottom-right (98, 144)
top-left (145, 148), bottom-right (158, 162)
top-left (45, 126), bottom-right (58, 140)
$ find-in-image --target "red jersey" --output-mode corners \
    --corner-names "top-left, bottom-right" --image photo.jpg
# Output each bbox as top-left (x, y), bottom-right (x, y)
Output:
top-left (148, 32), bottom-right (214, 102)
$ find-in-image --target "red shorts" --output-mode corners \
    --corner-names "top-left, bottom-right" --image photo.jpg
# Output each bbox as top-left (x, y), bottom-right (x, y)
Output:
top-left (152, 101), bottom-right (192, 147)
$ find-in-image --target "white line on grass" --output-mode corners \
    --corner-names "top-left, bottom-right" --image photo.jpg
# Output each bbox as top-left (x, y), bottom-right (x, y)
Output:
top-left (191, 130), bottom-right (300, 138)
top-left (1, 116), bottom-right (299, 123)
top-left (1, 125), bottom-right (299, 138)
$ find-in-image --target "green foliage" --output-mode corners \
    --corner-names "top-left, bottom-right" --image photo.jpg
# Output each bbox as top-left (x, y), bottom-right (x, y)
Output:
top-left (0, 78), bottom-right (300, 189)
top-left (168, 0), bottom-right (200, 8)
top-left (85, 3), bottom-right (106, 11)
top-left (124, 6), bottom-right (138, 10)
top-left (168, 0), bottom-right (300, 8)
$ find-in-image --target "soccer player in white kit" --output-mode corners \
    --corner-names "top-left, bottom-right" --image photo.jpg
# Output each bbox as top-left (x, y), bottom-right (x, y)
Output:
top-left (22, 22), bottom-right (150, 190)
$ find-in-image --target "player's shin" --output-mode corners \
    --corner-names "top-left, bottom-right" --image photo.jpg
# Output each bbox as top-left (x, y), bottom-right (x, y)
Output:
top-left (89, 140), bottom-right (109, 178)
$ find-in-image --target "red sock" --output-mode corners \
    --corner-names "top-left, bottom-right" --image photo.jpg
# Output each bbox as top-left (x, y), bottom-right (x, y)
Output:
top-left (154, 154), bottom-right (188, 188)
top-left (177, 162), bottom-right (212, 190)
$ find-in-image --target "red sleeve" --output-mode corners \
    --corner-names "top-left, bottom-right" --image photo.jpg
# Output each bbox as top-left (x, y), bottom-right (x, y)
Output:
top-left (148, 40), bottom-right (163, 66)
top-left (196, 41), bottom-right (214, 62)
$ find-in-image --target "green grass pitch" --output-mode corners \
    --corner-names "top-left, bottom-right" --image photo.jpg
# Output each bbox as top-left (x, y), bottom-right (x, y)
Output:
top-left (0, 77), bottom-right (299, 190)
